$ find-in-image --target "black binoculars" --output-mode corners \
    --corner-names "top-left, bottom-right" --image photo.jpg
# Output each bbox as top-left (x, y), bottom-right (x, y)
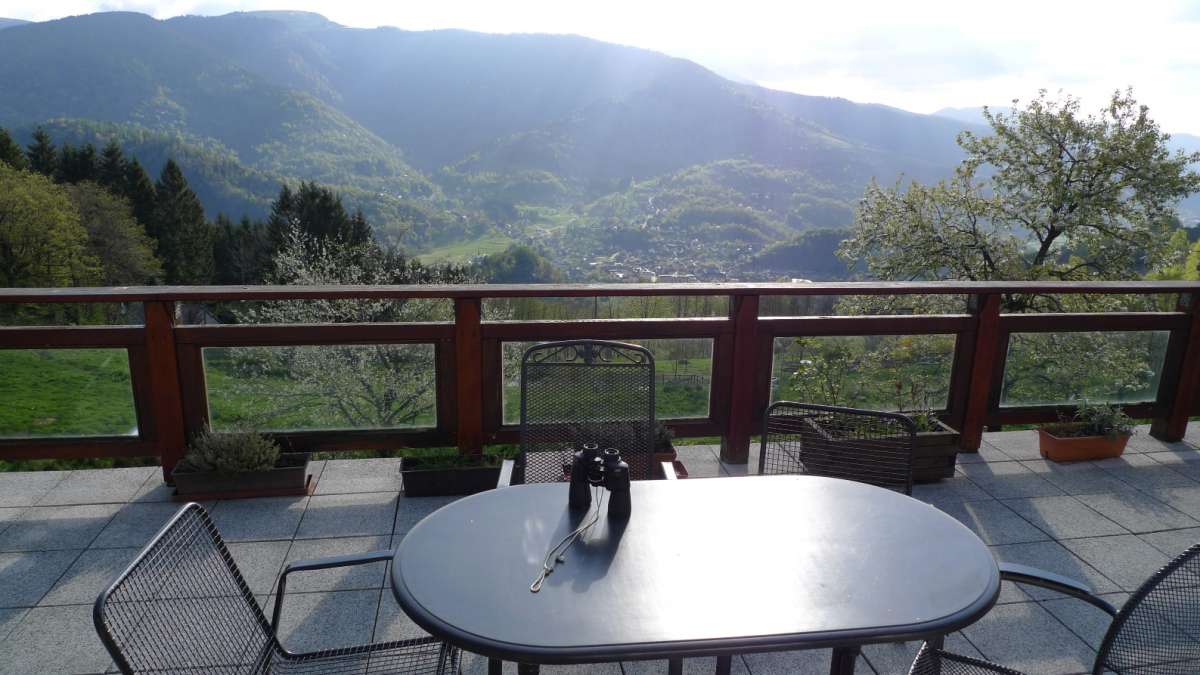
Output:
top-left (567, 443), bottom-right (631, 519)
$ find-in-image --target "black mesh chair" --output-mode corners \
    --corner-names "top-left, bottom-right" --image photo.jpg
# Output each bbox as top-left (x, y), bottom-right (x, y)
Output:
top-left (94, 502), bottom-right (458, 675)
top-left (498, 339), bottom-right (675, 487)
top-left (909, 544), bottom-right (1200, 675)
top-left (759, 401), bottom-right (917, 495)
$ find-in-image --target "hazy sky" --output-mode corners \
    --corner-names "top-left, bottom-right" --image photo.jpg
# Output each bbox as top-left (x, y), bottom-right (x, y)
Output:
top-left (6, 0), bottom-right (1200, 134)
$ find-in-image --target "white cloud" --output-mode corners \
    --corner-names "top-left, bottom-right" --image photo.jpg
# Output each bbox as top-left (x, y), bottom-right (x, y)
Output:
top-left (4, 0), bottom-right (1200, 133)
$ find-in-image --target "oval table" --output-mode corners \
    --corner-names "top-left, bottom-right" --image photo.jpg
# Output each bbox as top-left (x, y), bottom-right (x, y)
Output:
top-left (391, 475), bottom-right (999, 675)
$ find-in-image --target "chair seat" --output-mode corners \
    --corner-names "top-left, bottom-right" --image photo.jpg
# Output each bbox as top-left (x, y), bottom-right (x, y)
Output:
top-left (269, 636), bottom-right (457, 675)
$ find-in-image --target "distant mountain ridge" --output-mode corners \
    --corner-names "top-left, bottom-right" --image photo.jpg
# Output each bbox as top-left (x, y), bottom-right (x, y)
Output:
top-left (0, 18), bottom-right (29, 30)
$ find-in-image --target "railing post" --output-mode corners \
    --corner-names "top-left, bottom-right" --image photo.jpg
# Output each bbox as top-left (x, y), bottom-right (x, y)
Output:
top-left (1151, 293), bottom-right (1200, 441)
top-left (958, 293), bottom-right (1002, 451)
top-left (720, 294), bottom-right (759, 464)
top-left (455, 297), bottom-right (484, 455)
top-left (143, 301), bottom-right (187, 483)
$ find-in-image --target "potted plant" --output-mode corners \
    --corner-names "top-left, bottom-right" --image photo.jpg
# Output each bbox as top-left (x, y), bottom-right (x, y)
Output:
top-left (906, 409), bottom-right (961, 482)
top-left (1039, 401), bottom-right (1135, 462)
top-left (653, 423), bottom-right (689, 479)
top-left (173, 427), bottom-right (311, 499)
top-left (400, 447), bottom-right (514, 497)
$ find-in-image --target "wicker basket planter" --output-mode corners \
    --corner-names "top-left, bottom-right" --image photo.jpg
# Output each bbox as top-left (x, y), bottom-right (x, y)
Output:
top-left (803, 417), bottom-right (959, 483)
top-left (172, 453), bottom-right (312, 500)
top-left (1038, 424), bottom-right (1130, 462)
top-left (400, 457), bottom-right (502, 497)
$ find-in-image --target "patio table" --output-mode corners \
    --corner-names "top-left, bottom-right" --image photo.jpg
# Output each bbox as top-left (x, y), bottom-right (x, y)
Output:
top-left (390, 475), bottom-right (999, 675)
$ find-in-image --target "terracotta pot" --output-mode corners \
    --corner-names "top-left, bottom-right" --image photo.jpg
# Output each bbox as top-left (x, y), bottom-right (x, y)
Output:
top-left (1038, 426), bottom-right (1130, 462)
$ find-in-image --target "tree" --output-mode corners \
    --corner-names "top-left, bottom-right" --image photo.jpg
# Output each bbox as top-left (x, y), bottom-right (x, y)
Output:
top-left (66, 182), bottom-right (162, 286)
top-left (123, 158), bottom-right (157, 227)
top-left (0, 127), bottom-right (27, 171)
top-left (25, 127), bottom-right (57, 176)
top-left (840, 90), bottom-right (1200, 312)
top-left (57, 143), bottom-right (98, 184)
top-left (472, 244), bottom-right (565, 283)
top-left (213, 214), bottom-right (272, 284)
top-left (266, 182), bottom-right (372, 254)
top-left (97, 141), bottom-right (127, 191)
top-left (0, 165), bottom-right (99, 288)
top-left (223, 227), bottom-right (474, 430)
top-left (152, 159), bottom-right (214, 284)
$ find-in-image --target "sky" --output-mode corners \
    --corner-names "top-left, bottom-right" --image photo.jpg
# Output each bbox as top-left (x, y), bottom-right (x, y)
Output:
top-left (5, 0), bottom-right (1200, 135)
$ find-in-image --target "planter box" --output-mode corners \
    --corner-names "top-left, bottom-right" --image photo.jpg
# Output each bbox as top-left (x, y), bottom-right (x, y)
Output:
top-left (400, 457), bottom-right (502, 497)
top-left (803, 418), bottom-right (959, 484)
top-left (655, 444), bottom-right (689, 479)
top-left (1038, 425), bottom-right (1130, 462)
top-left (173, 454), bottom-right (312, 500)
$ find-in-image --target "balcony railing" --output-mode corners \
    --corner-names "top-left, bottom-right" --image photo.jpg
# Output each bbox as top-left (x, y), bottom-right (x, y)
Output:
top-left (3, 281), bottom-right (1200, 482)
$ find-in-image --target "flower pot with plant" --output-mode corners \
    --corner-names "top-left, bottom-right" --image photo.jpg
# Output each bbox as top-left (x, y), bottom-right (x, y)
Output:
top-left (400, 447), bottom-right (515, 497)
top-left (653, 422), bottom-right (689, 479)
top-left (905, 410), bottom-right (962, 482)
top-left (172, 427), bottom-right (311, 499)
top-left (1039, 401), bottom-right (1134, 462)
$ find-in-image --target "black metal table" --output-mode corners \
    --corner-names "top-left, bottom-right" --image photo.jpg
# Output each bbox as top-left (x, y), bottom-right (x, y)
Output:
top-left (391, 475), bottom-right (999, 675)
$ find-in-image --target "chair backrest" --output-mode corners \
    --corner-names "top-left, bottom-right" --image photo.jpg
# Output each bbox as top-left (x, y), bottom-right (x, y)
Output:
top-left (519, 339), bottom-right (656, 484)
top-left (1093, 541), bottom-right (1200, 675)
top-left (759, 401), bottom-right (916, 494)
top-left (94, 502), bottom-right (274, 674)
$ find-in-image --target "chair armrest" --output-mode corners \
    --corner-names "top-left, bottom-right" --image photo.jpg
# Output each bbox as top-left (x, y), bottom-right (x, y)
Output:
top-left (998, 562), bottom-right (1118, 616)
top-left (662, 461), bottom-right (678, 480)
top-left (272, 549), bottom-right (394, 634)
top-left (497, 458), bottom-right (516, 488)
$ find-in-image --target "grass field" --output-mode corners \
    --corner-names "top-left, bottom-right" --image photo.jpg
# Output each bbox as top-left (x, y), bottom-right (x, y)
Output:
top-left (416, 232), bottom-right (515, 265)
top-left (0, 349), bottom-right (138, 437)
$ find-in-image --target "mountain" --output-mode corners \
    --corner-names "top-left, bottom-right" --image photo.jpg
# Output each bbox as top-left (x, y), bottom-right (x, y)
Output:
top-left (0, 10), bottom-right (990, 272)
top-left (0, 18), bottom-right (29, 30)
top-left (933, 105), bottom-right (1014, 126)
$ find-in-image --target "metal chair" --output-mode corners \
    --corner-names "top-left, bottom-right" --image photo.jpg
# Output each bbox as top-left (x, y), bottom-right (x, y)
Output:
top-left (908, 542), bottom-right (1200, 675)
top-left (94, 502), bottom-right (458, 675)
top-left (498, 339), bottom-right (674, 487)
top-left (759, 401), bottom-right (916, 495)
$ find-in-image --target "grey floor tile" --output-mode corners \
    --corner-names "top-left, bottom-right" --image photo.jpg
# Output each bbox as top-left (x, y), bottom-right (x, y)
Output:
top-left (741, 649), bottom-right (847, 674)
top-left (315, 458), bottom-right (403, 495)
top-left (676, 445), bottom-right (721, 479)
top-left (1059, 535), bottom-right (1170, 591)
top-left (626, 656), bottom-right (750, 674)
top-left (208, 496), bottom-right (308, 542)
top-left (0, 549), bottom-right (82, 607)
top-left (395, 495), bottom-right (460, 534)
top-left (373, 594), bottom-right (430, 642)
top-left (1075, 487), bottom-right (1198, 533)
top-left (272, 588), bottom-right (380, 653)
top-left (0, 503), bottom-right (121, 552)
top-left (0, 607), bottom-right (27, 642)
top-left (963, 601), bottom-right (1096, 674)
top-left (981, 430), bottom-right (1041, 460)
top-left (36, 467), bottom-right (156, 506)
top-left (90, 502), bottom-right (189, 549)
top-left (1039, 592), bottom-right (1128, 651)
top-left (957, 443), bottom-right (1015, 464)
top-left (1137, 527), bottom-right (1200, 558)
top-left (131, 476), bottom-right (175, 502)
top-left (934, 499), bottom-right (1049, 545)
top-left (0, 603), bottom-right (112, 675)
top-left (959, 461), bottom-right (1066, 499)
top-left (227, 540), bottom-right (291, 595)
top-left (0, 471), bottom-right (67, 508)
top-left (862, 633), bottom-right (983, 675)
top-left (1145, 485), bottom-right (1200, 521)
top-left (990, 541), bottom-right (1120, 602)
top-left (296, 492), bottom-right (397, 539)
top-left (1002, 495), bottom-right (1127, 539)
top-left (0, 507), bottom-right (24, 536)
top-left (39, 547), bottom-right (138, 607)
top-left (282, 535), bottom-right (390, 591)
top-left (461, 654), bottom-right (623, 674)
top-left (912, 477), bottom-right (992, 504)
top-left (1018, 459), bottom-right (1135, 496)
top-left (1099, 460), bottom-right (1197, 492)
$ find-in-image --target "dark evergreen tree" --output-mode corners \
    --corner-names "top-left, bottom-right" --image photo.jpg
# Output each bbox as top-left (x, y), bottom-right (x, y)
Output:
top-left (213, 214), bottom-right (272, 284)
top-left (57, 142), bottom-right (98, 183)
top-left (123, 158), bottom-right (157, 227)
top-left (152, 159), bottom-right (214, 284)
top-left (25, 127), bottom-right (57, 176)
top-left (0, 127), bottom-right (27, 170)
top-left (266, 181), bottom-right (372, 253)
top-left (97, 141), bottom-right (127, 191)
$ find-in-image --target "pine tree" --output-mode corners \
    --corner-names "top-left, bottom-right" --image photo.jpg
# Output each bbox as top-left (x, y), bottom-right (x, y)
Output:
top-left (266, 181), bottom-right (372, 255)
top-left (152, 159), bottom-right (214, 284)
top-left (0, 127), bottom-right (28, 171)
top-left (57, 142), bottom-right (98, 183)
top-left (123, 158), bottom-right (157, 228)
top-left (25, 127), bottom-right (57, 176)
top-left (97, 141), bottom-right (127, 191)
top-left (213, 214), bottom-right (272, 284)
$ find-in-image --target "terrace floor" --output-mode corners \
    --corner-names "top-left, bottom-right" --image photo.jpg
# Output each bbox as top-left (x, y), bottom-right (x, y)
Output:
top-left (4, 427), bottom-right (1200, 674)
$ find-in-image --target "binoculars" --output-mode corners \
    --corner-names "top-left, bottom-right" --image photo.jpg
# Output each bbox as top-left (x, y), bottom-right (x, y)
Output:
top-left (567, 443), bottom-right (631, 519)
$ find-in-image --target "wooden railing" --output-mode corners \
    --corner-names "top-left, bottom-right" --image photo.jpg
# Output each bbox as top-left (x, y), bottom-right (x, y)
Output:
top-left (3, 281), bottom-right (1200, 482)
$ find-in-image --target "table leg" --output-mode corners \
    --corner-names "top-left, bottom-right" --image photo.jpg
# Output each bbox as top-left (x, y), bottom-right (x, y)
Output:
top-left (829, 647), bottom-right (860, 675)
top-left (668, 658), bottom-right (683, 675)
top-left (488, 658), bottom-right (502, 675)
top-left (516, 663), bottom-right (540, 675)
top-left (715, 655), bottom-right (732, 675)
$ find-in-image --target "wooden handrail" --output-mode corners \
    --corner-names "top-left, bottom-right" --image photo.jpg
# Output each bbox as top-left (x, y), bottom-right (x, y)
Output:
top-left (1, 281), bottom-right (1197, 479)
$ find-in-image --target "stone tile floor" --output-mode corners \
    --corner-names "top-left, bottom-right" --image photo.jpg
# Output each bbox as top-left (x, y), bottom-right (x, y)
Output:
top-left (3, 426), bottom-right (1200, 674)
